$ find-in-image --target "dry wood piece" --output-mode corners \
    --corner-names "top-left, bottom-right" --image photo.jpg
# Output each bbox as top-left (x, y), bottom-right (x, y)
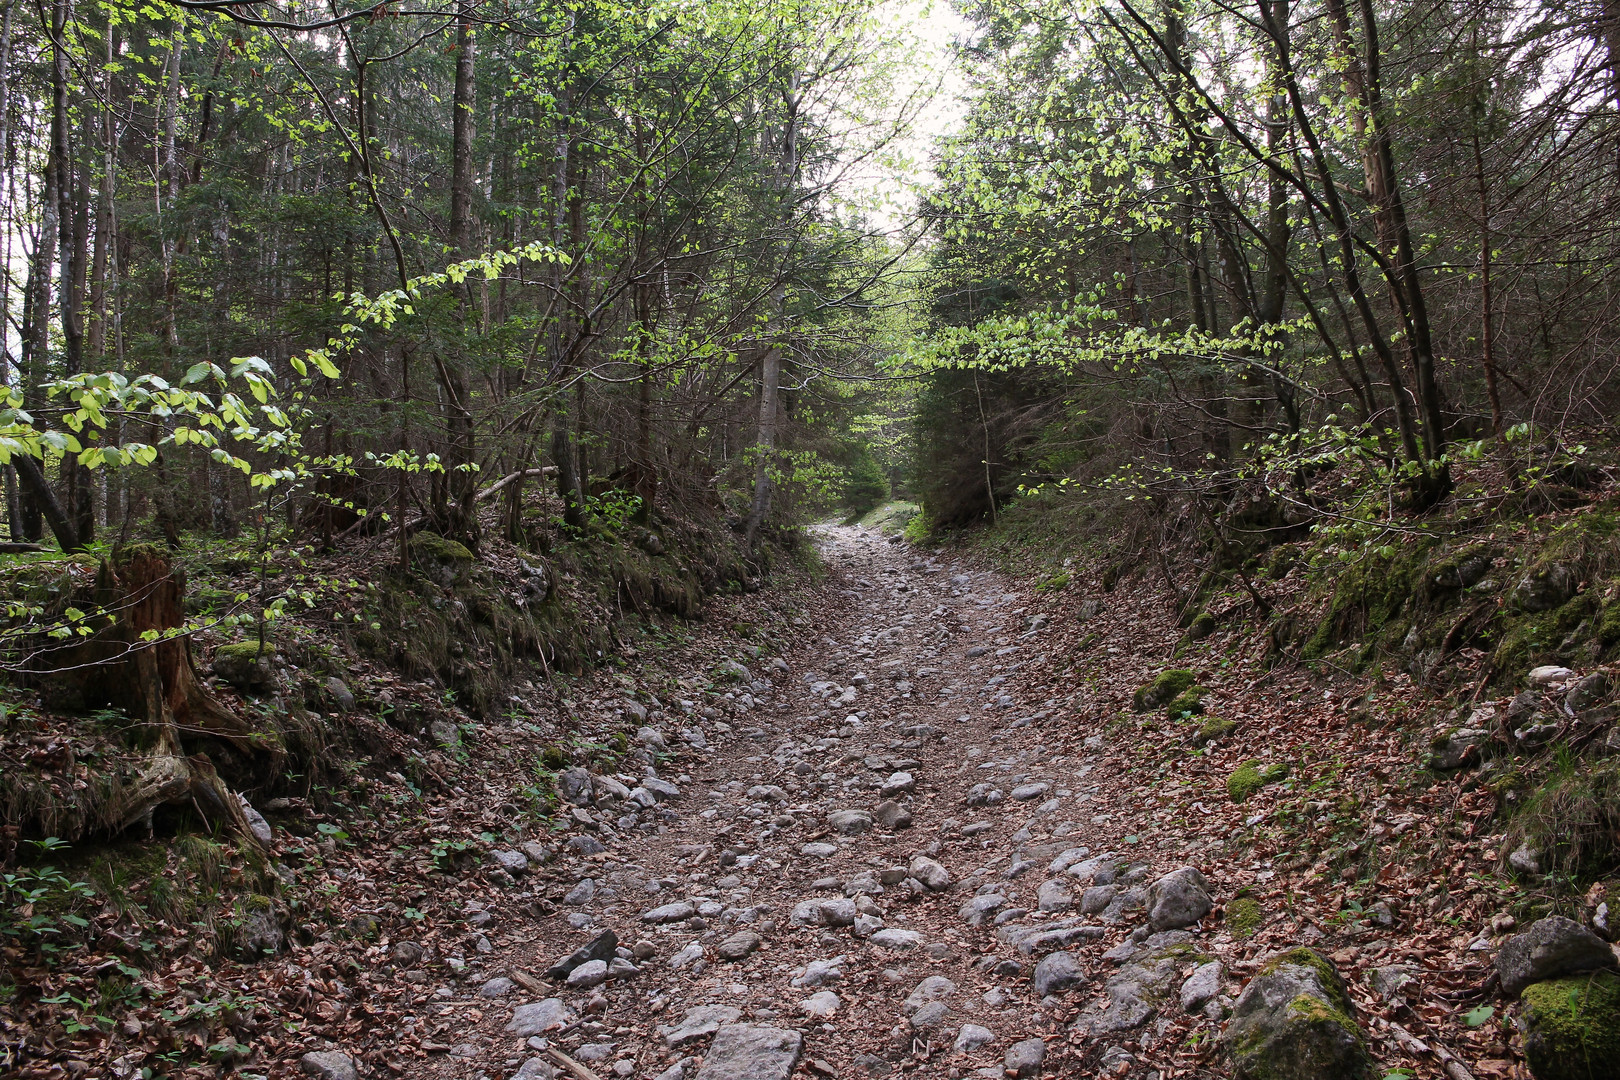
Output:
top-left (1390, 1022), bottom-right (1478, 1080)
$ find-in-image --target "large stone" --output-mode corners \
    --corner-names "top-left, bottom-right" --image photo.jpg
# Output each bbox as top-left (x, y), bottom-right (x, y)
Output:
top-left (1080, 884), bottom-right (1116, 915)
top-left (544, 929), bottom-right (618, 980)
top-left (869, 928), bottom-right (922, 949)
top-left (1518, 970), bottom-right (1620, 1080)
top-left (694, 1025), bottom-right (802, 1080)
top-left (828, 809), bottom-right (874, 836)
top-left (490, 849), bottom-right (530, 876)
top-left (1221, 949), bottom-right (1373, 1080)
top-left (1032, 951), bottom-right (1085, 997)
top-left (1010, 782), bottom-right (1051, 801)
top-left (565, 959), bottom-right (609, 989)
top-left (661, 1004), bottom-right (744, 1048)
top-left (1146, 866), bottom-right (1212, 930)
top-left (882, 772), bottom-right (917, 797)
top-left (1497, 916), bottom-right (1617, 996)
top-left (506, 998), bottom-right (576, 1036)
top-left (1430, 728), bottom-right (1489, 771)
top-left (299, 1052), bottom-right (357, 1080)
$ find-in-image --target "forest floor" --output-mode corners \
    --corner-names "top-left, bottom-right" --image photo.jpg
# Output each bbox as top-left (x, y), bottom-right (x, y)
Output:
top-left (250, 522), bottom-right (1539, 1080)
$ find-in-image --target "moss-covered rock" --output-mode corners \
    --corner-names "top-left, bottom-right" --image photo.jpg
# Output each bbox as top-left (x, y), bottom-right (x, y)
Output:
top-left (1135, 668), bottom-right (1196, 712)
top-left (1192, 716), bottom-right (1237, 747)
top-left (410, 531), bottom-right (474, 586)
top-left (1519, 971), bottom-right (1620, 1080)
top-left (1166, 685), bottom-right (1208, 720)
top-left (1223, 948), bottom-right (1372, 1080)
top-left (212, 641), bottom-right (278, 692)
top-left (1228, 761), bottom-right (1290, 803)
top-left (1226, 896), bottom-right (1263, 938)
top-left (1187, 611), bottom-right (1216, 641)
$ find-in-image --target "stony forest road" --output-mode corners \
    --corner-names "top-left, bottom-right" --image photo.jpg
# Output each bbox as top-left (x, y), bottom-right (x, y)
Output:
top-left (379, 523), bottom-right (1246, 1080)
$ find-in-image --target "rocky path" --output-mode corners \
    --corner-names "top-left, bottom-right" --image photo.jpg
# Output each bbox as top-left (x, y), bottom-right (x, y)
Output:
top-left (378, 526), bottom-right (1231, 1080)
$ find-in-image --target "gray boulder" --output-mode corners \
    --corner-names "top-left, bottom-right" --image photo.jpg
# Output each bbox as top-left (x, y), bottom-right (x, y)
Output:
top-left (1145, 866), bottom-right (1211, 930)
top-left (1496, 916), bottom-right (1616, 996)
top-left (1036, 879), bottom-right (1073, 912)
top-left (694, 1025), bottom-right (802, 1080)
top-left (1032, 951), bottom-right (1085, 997)
top-left (955, 1024), bottom-right (995, 1052)
top-left (1430, 728), bottom-right (1489, 771)
top-left (1071, 952), bottom-right (1180, 1036)
top-left (1222, 949), bottom-right (1372, 1080)
top-left (873, 799), bottom-right (912, 830)
top-left (903, 975), bottom-right (957, 1016)
top-left (960, 894), bottom-right (1006, 927)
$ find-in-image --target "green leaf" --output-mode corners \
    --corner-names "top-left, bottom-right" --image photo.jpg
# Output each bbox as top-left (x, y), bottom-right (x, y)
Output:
top-left (1463, 1005), bottom-right (1494, 1027)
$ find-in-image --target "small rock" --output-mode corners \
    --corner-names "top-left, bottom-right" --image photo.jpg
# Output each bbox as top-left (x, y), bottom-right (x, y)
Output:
top-left (828, 809), bottom-right (874, 836)
top-left (564, 878), bottom-right (596, 905)
top-left (558, 767), bottom-right (594, 805)
top-left (903, 975), bottom-right (957, 1017)
top-left (801, 990), bottom-right (841, 1019)
top-left (1032, 951), bottom-right (1085, 996)
top-left (954, 1024), bottom-right (994, 1052)
top-left (717, 931), bottom-right (762, 961)
top-left (1145, 866), bottom-right (1211, 930)
top-left (1528, 665), bottom-right (1575, 686)
top-left (490, 849), bottom-right (530, 876)
top-left (960, 894), bottom-right (1006, 927)
top-left (544, 929), bottom-right (618, 981)
top-left (506, 998), bottom-right (576, 1036)
top-left (567, 835), bottom-right (608, 856)
top-left (299, 1052), bottom-right (357, 1080)
top-left (909, 854), bottom-right (951, 891)
top-left (909, 1000), bottom-right (951, 1030)
top-left (870, 928), bottom-right (922, 950)
top-left (873, 799), bottom-right (912, 830)
top-left (566, 959), bottom-right (609, 989)
top-left (1010, 782), bottom-right (1051, 801)
top-left (1037, 879), bottom-right (1073, 912)
top-left (1509, 843), bottom-right (1544, 876)
top-left (479, 976), bottom-right (515, 998)
top-left (882, 772), bottom-right (917, 797)
top-left (801, 842), bottom-right (838, 858)
top-left (1080, 885), bottom-right (1116, 914)
top-left (643, 901), bottom-right (697, 924)
top-left (1368, 965), bottom-right (1417, 999)
top-left (1004, 1037), bottom-right (1046, 1079)
top-left (1179, 961), bottom-right (1222, 1013)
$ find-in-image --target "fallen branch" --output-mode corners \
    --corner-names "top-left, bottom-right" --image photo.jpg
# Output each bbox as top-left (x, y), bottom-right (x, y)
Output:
top-left (1389, 1022), bottom-right (1477, 1080)
top-left (544, 1047), bottom-right (603, 1080)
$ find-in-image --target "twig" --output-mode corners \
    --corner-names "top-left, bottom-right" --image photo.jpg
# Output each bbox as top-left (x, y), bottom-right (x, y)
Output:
top-left (1389, 1022), bottom-right (1477, 1080)
top-left (509, 969), bottom-right (546, 994)
top-left (544, 1048), bottom-right (604, 1080)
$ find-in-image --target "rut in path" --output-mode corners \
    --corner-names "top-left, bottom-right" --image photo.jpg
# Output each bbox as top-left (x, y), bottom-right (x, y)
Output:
top-left (396, 524), bottom-right (1207, 1080)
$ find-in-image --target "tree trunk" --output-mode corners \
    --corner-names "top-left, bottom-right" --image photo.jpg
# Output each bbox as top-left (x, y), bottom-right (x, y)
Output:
top-left (745, 72), bottom-right (800, 549)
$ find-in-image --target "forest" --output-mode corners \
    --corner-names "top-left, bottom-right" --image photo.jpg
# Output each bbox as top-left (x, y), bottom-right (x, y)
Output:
top-left (2, 0), bottom-right (1620, 1077)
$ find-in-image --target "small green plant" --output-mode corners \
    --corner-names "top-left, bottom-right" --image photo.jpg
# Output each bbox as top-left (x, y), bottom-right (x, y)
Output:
top-left (1, 839), bottom-right (95, 956)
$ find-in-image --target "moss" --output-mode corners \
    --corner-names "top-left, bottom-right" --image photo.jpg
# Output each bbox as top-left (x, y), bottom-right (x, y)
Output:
top-left (215, 642), bottom-right (275, 661)
top-left (1598, 599), bottom-right (1620, 647)
top-left (1035, 571), bottom-right (1071, 592)
top-left (1194, 716), bottom-right (1237, 746)
top-left (1228, 760), bottom-right (1289, 803)
top-left (540, 745), bottom-right (569, 770)
top-left (1227, 896), bottom-right (1262, 937)
top-left (409, 531), bottom-right (474, 562)
top-left (1187, 610), bottom-right (1216, 639)
top-left (1166, 685), bottom-right (1207, 719)
top-left (1519, 971), bottom-right (1620, 1080)
top-left (1135, 668), bottom-right (1196, 712)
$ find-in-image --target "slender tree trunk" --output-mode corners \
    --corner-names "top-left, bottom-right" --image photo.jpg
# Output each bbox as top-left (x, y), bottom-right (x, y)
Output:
top-left (745, 72), bottom-right (800, 549)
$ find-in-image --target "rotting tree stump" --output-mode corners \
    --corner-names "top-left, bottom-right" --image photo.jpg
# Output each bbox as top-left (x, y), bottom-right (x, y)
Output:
top-left (34, 545), bottom-right (279, 844)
